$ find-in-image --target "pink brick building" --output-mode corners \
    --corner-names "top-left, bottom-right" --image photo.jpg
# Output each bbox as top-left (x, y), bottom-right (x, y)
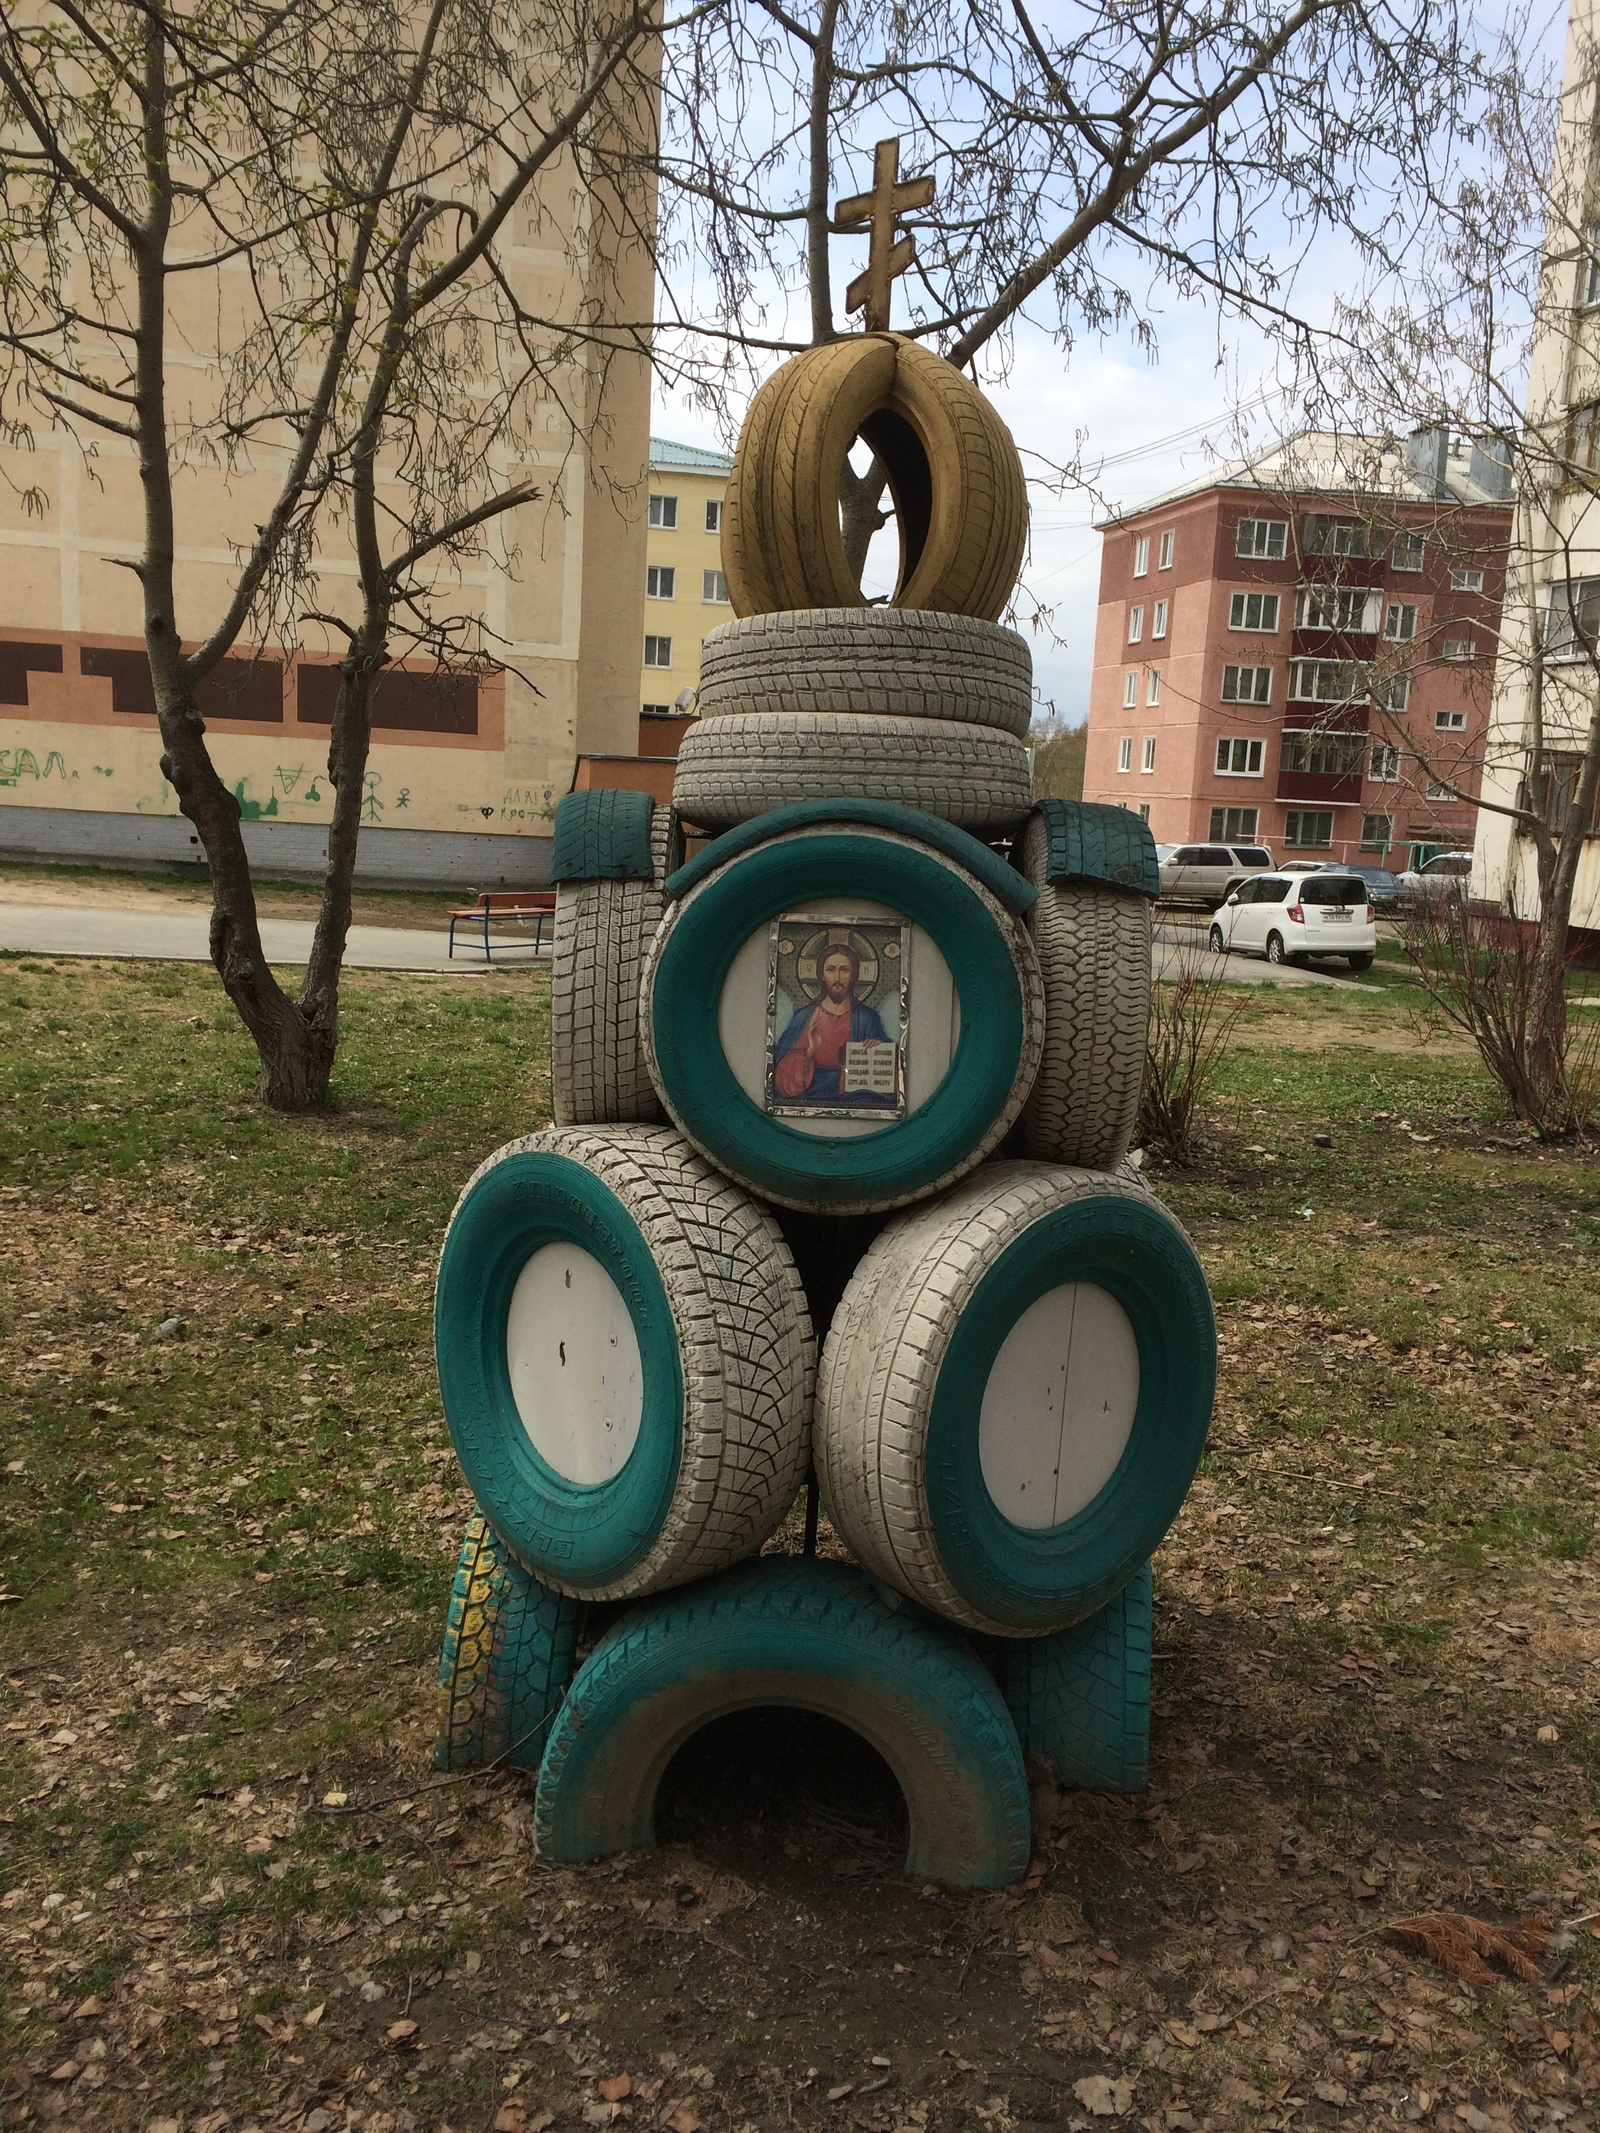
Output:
top-left (1081, 433), bottom-right (1513, 869)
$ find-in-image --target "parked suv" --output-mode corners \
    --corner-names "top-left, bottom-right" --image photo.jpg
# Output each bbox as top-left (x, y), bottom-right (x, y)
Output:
top-left (1396, 851), bottom-right (1473, 901)
top-left (1155, 842), bottom-right (1277, 907)
top-left (1209, 871), bottom-right (1377, 970)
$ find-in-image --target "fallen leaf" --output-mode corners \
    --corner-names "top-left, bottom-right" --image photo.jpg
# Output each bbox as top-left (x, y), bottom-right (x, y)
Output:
top-left (1072, 2074), bottom-right (1134, 2116)
top-left (47, 2061), bottom-right (80, 2083)
top-left (664, 2112), bottom-right (703, 2133)
top-left (302, 2002), bottom-right (325, 2027)
top-left (1385, 1911), bottom-right (1552, 1986)
top-left (1314, 2080), bottom-right (1348, 2105)
top-left (1165, 2021), bottom-right (1201, 2048)
top-left (598, 2075), bottom-right (632, 2102)
top-left (386, 2018), bottom-right (419, 2042)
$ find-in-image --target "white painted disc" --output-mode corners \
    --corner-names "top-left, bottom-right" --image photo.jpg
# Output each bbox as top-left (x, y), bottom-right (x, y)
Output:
top-left (977, 1282), bottom-right (1139, 1530)
top-left (505, 1243), bottom-right (644, 1486)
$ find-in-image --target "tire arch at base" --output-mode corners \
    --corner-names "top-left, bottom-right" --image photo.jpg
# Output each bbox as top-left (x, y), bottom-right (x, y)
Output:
top-left (642, 824), bottom-right (1044, 1215)
top-left (534, 1557), bottom-right (1031, 1889)
top-left (817, 1164), bottom-right (1215, 1636)
top-left (434, 1511), bottom-right (581, 1772)
top-left (435, 1126), bottom-right (814, 1601)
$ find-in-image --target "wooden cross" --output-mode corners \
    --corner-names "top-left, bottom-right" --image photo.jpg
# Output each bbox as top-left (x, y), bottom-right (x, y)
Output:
top-left (832, 137), bottom-right (935, 334)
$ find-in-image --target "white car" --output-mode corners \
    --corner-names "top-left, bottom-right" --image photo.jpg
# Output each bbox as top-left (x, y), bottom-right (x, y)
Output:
top-left (1209, 870), bottom-right (1377, 971)
top-left (1396, 851), bottom-right (1473, 900)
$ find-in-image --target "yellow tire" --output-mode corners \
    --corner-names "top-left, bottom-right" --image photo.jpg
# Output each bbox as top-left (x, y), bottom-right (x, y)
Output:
top-left (722, 335), bottom-right (1027, 623)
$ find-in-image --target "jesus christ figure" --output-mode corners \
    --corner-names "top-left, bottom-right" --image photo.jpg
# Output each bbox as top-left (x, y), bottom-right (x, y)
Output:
top-left (771, 943), bottom-right (893, 1106)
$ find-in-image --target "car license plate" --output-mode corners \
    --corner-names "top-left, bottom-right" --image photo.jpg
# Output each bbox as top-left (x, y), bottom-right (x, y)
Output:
top-left (1323, 910), bottom-right (1351, 923)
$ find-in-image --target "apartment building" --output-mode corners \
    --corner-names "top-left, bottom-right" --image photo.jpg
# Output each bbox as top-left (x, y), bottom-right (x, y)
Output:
top-left (640, 437), bottom-right (735, 717)
top-left (1473, 0), bottom-right (1600, 942)
top-left (1082, 435), bottom-right (1513, 869)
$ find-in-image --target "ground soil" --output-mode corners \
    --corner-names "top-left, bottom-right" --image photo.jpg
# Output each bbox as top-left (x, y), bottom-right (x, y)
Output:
top-left (0, 957), bottom-right (1596, 2133)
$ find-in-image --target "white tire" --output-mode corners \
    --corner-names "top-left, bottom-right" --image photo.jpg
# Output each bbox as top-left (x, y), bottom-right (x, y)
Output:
top-left (436, 1124), bottom-right (815, 1601)
top-left (550, 875), bottom-right (665, 1125)
top-left (816, 1161), bottom-right (1215, 1636)
top-left (1016, 811), bottom-right (1153, 1169)
top-left (696, 610), bottom-right (1033, 738)
top-left (673, 712), bottom-right (1031, 836)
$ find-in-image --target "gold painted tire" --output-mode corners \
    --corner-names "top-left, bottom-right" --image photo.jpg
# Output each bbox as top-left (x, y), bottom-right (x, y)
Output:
top-left (722, 335), bottom-right (1027, 622)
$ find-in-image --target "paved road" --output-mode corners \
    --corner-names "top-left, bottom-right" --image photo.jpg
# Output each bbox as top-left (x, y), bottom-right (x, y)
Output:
top-left (1153, 919), bottom-right (1374, 989)
top-left (0, 903), bottom-right (542, 973)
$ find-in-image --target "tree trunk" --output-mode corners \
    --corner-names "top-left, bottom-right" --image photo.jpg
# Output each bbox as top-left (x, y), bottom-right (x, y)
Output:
top-left (839, 454), bottom-right (890, 591)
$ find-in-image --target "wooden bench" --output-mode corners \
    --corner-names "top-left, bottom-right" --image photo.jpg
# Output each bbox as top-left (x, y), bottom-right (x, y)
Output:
top-left (448, 889), bottom-right (557, 960)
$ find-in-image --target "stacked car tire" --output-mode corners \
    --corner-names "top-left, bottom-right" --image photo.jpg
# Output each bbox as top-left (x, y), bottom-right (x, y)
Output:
top-left (428, 337), bottom-right (1217, 1890)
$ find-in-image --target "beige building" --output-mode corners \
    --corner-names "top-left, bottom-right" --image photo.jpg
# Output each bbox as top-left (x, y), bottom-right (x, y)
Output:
top-left (0, 161), bottom-right (655, 887)
top-left (1473, 0), bottom-right (1600, 940)
top-left (641, 437), bottom-right (735, 714)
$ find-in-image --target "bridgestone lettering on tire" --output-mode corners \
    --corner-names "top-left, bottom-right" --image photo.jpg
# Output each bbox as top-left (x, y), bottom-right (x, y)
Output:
top-left (642, 824), bottom-right (1045, 1215)
top-left (533, 1556), bottom-right (1031, 1888)
top-left (722, 335), bottom-right (1028, 622)
top-left (435, 1126), bottom-right (815, 1600)
top-left (551, 875), bottom-right (665, 1125)
top-left (816, 1163), bottom-right (1215, 1635)
top-left (1016, 811), bottom-right (1153, 1169)
top-left (696, 610), bottom-right (1033, 737)
top-left (434, 1512), bottom-right (580, 1771)
top-left (672, 712), bottom-right (1031, 837)
top-left (1002, 1562), bottom-right (1152, 1792)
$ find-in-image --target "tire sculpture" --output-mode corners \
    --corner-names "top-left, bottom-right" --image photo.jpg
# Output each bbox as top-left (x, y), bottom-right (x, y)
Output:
top-left (429, 216), bottom-right (1215, 1887)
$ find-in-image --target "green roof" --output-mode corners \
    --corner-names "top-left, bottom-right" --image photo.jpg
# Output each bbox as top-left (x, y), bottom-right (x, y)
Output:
top-left (649, 435), bottom-right (734, 474)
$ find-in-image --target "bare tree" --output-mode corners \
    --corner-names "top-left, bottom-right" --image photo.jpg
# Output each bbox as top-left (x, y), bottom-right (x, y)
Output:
top-left (0, 0), bottom-right (667, 1107)
top-left (647, 0), bottom-right (1521, 569)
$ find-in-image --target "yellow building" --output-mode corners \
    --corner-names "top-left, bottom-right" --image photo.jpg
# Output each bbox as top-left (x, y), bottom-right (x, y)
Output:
top-left (640, 438), bottom-right (735, 720)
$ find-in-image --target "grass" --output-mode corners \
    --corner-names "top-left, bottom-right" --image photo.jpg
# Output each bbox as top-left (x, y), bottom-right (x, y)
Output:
top-left (0, 855), bottom-right (467, 932)
top-left (0, 956), bottom-right (1597, 2133)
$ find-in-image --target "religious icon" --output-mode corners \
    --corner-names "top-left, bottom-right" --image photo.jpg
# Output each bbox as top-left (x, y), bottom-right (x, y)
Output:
top-left (765, 914), bottom-right (908, 1120)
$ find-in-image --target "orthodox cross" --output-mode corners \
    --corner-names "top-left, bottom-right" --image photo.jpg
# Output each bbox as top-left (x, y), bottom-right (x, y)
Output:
top-left (831, 137), bottom-right (935, 334)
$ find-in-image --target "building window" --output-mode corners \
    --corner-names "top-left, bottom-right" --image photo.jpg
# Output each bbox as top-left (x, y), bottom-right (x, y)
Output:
top-left (1380, 674), bottom-right (1411, 712)
top-left (646, 564), bottom-right (675, 599)
top-left (1152, 599), bottom-right (1169, 639)
top-left (1147, 668), bottom-right (1162, 704)
top-left (1392, 531), bottom-right (1426, 571)
top-left (1128, 605), bottom-right (1145, 643)
top-left (1117, 737), bottom-right (1133, 772)
top-left (1235, 518), bottom-right (1287, 559)
top-left (1281, 730), bottom-right (1365, 777)
top-left (1304, 515), bottom-right (1369, 557)
top-left (1583, 227), bottom-right (1600, 306)
top-left (1228, 591), bottom-right (1280, 631)
top-left (1210, 806), bottom-right (1259, 840)
top-left (1123, 672), bottom-right (1138, 707)
top-left (1284, 809), bottom-right (1335, 848)
top-left (1426, 775), bottom-right (1455, 800)
top-left (648, 494), bottom-right (678, 529)
top-left (1435, 709), bottom-right (1466, 730)
top-left (1158, 530), bottom-right (1175, 569)
top-left (1449, 567), bottom-right (1485, 591)
top-left (1544, 578), bottom-right (1600, 662)
top-left (1385, 602), bottom-right (1418, 641)
top-left (1370, 742), bottom-right (1401, 782)
top-left (1141, 736), bottom-right (1157, 773)
top-left (1221, 663), bottom-right (1272, 704)
top-left (1133, 535), bottom-right (1150, 576)
top-left (1289, 658), bottom-right (1367, 702)
top-left (643, 634), bottom-right (673, 668)
top-left (705, 499), bottom-right (723, 533)
top-left (1360, 812), bottom-right (1394, 847)
top-left (642, 701), bottom-right (672, 715)
top-left (1296, 585), bottom-right (1377, 632)
top-left (1137, 802), bottom-right (1151, 822)
top-left (703, 568), bottom-right (730, 603)
top-left (1215, 737), bottom-right (1265, 776)
top-left (1443, 636), bottom-right (1473, 661)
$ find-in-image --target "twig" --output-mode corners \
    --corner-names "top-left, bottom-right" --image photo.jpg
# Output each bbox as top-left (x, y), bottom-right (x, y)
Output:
top-left (309, 1701), bottom-right (563, 1814)
top-left (1241, 1466), bottom-right (1407, 1499)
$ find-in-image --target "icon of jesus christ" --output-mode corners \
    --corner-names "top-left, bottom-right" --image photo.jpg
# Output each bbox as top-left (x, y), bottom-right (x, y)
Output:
top-left (771, 944), bottom-right (893, 1105)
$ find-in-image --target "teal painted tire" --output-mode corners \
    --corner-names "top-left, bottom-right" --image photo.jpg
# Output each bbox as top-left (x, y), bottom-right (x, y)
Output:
top-left (434, 1511), bottom-right (580, 1771)
top-left (641, 823), bottom-right (1044, 1215)
top-left (1002, 1562), bottom-right (1152, 1791)
top-left (817, 1163), bottom-right (1214, 1636)
top-left (435, 1125), bottom-right (814, 1601)
top-left (534, 1556), bottom-right (1031, 1889)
